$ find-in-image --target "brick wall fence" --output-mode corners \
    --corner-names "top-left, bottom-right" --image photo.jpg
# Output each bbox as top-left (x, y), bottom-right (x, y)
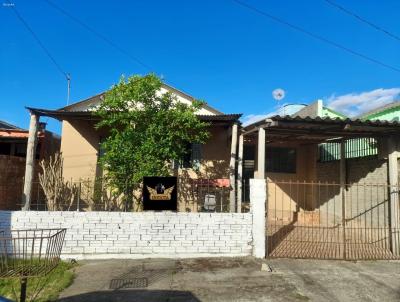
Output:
top-left (0, 211), bottom-right (253, 259)
top-left (0, 155), bottom-right (26, 210)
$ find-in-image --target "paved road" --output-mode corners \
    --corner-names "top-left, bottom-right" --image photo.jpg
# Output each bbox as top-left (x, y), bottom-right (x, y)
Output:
top-left (58, 257), bottom-right (400, 302)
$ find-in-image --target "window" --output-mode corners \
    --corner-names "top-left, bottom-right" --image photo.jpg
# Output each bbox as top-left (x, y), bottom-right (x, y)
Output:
top-left (0, 143), bottom-right (11, 155)
top-left (15, 143), bottom-right (27, 157)
top-left (181, 143), bottom-right (202, 170)
top-left (266, 147), bottom-right (296, 173)
top-left (98, 136), bottom-right (105, 159)
top-left (319, 138), bottom-right (378, 162)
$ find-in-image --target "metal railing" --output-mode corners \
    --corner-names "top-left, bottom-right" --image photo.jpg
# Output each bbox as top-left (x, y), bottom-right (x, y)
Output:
top-left (266, 180), bottom-right (400, 260)
top-left (0, 228), bottom-right (66, 278)
top-left (0, 228), bottom-right (66, 302)
top-left (1, 178), bottom-right (234, 212)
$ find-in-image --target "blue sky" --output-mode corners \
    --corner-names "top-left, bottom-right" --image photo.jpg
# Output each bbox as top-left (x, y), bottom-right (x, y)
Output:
top-left (1, 0), bottom-right (400, 133)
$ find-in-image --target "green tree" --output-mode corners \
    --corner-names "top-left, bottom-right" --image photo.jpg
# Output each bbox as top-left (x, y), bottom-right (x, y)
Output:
top-left (95, 74), bottom-right (210, 210)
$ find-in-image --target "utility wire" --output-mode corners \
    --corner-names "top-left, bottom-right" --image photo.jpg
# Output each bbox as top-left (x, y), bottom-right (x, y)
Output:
top-left (43, 0), bottom-right (153, 72)
top-left (232, 0), bottom-right (400, 73)
top-left (324, 0), bottom-right (400, 43)
top-left (7, 0), bottom-right (69, 79)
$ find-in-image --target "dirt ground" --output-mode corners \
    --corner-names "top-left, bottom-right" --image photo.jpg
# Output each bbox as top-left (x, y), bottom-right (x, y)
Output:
top-left (58, 257), bottom-right (400, 302)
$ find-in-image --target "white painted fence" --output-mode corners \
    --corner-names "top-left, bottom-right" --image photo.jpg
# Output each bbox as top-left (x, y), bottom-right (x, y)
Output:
top-left (0, 211), bottom-right (253, 259)
top-left (0, 179), bottom-right (267, 260)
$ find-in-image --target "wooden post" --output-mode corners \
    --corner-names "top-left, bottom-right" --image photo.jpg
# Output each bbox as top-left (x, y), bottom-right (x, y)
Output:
top-left (229, 123), bottom-right (238, 212)
top-left (237, 134), bottom-right (244, 213)
top-left (256, 128), bottom-right (265, 179)
top-left (387, 136), bottom-right (400, 256)
top-left (340, 139), bottom-right (347, 259)
top-left (22, 112), bottom-right (39, 211)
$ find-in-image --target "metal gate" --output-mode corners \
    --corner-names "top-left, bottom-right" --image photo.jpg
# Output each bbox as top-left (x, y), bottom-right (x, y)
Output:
top-left (266, 180), bottom-right (400, 260)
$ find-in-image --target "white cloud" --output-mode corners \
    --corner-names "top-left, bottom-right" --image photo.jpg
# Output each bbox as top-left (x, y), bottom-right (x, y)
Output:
top-left (241, 103), bottom-right (306, 126)
top-left (241, 114), bottom-right (270, 126)
top-left (326, 88), bottom-right (400, 117)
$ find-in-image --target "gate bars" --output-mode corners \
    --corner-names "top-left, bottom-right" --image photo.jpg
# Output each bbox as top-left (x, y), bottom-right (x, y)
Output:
top-left (266, 180), bottom-right (400, 260)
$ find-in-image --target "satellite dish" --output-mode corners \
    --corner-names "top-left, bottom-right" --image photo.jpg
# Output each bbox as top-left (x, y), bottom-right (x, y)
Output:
top-left (272, 88), bottom-right (286, 115)
top-left (272, 88), bottom-right (285, 101)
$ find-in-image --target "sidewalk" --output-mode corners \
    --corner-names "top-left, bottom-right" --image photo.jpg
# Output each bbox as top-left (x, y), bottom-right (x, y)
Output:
top-left (58, 257), bottom-right (400, 302)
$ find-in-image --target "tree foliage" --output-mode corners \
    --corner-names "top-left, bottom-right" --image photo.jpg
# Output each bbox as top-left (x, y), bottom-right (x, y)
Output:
top-left (94, 74), bottom-right (210, 205)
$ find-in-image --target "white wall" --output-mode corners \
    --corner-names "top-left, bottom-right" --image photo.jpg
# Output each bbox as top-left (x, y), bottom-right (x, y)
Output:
top-left (0, 211), bottom-right (253, 260)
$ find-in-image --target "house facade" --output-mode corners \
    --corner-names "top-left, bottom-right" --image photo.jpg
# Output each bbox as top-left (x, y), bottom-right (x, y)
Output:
top-left (26, 84), bottom-right (241, 212)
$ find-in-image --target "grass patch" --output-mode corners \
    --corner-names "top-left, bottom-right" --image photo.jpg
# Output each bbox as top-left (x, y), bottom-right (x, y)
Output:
top-left (0, 261), bottom-right (75, 302)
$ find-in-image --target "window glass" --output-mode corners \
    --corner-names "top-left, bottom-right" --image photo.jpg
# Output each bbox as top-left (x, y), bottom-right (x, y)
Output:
top-left (266, 147), bottom-right (296, 173)
top-left (181, 143), bottom-right (202, 169)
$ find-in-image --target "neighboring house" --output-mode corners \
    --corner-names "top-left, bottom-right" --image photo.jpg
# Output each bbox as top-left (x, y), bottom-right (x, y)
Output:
top-left (0, 120), bottom-right (60, 159)
top-left (360, 101), bottom-right (400, 122)
top-left (26, 84), bottom-right (241, 212)
top-left (294, 99), bottom-right (346, 119)
top-left (318, 101), bottom-right (400, 163)
top-left (0, 120), bottom-right (60, 210)
top-left (296, 100), bottom-right (378, 162)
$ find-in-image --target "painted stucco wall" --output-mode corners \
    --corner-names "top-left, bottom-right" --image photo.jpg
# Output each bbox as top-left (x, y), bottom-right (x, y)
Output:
top-left (61, 122), bottom-right (232, 181)
top-left (321, 107), bottom-right (346, 119)
top-left (60, 119), bottom-right (234, 212)
top-left (178, 125), bottom-right (232, 212)
top-left (266, 147), bottom-right (390, 226)
top-left (265, 143), bottom-right (318, 220)
top-left (60, 120), bottom-right (101, 181)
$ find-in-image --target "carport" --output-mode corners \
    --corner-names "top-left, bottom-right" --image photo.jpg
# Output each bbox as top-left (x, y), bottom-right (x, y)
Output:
top-left (240, 115), bottom-right (400, 259)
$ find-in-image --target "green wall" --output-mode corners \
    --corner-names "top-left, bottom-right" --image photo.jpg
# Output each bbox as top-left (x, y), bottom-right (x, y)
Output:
top-left (363, 106), bottom-right (400, 122)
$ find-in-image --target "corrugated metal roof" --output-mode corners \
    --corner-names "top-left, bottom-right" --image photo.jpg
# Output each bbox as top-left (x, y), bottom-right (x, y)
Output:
top-left (0, 120), bottom-right (23, 130)
top-left (243, 114), bottom-right (400, 141)
top-left (270, 114), bottom-right (400, 126)
top-left (197, 114), bottom-right (242, 122)
top-left (59, 83), bottom-right (224, 115)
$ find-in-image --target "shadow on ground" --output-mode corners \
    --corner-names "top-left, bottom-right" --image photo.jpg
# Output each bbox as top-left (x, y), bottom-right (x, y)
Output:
top-left (57, 289), bottom-right (201, 302)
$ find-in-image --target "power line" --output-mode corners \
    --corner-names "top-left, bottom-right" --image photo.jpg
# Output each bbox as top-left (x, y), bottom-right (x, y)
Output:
top-left (7, 0), bottom-right (69, 79)
top-left (232, 0), bottom-right (400, 74)
top-left (43, 0), bottom-right (153, 72)
top-left (324, 0), bottom-right (400, 43)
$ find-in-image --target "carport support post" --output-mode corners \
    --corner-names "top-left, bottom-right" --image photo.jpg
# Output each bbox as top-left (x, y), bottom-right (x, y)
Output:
top-left (237, 134), bottom-right (244, 213)
top-left (22, 112), bottom-right (40, 211)
top-left (250, 178), bottom-right (266, 258)
top-left (229, 123), bottom-right (238, 212)
top-left (387, 136), bottom-right (400, 256)
top-left (257, 127), bottom-right (265, 179)
top-left (340, 139), bottom-right (347, 259)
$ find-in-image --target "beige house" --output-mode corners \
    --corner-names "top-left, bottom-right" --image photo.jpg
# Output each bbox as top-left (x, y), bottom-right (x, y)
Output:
top-left (25, 84), bottom-right (241, 212)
